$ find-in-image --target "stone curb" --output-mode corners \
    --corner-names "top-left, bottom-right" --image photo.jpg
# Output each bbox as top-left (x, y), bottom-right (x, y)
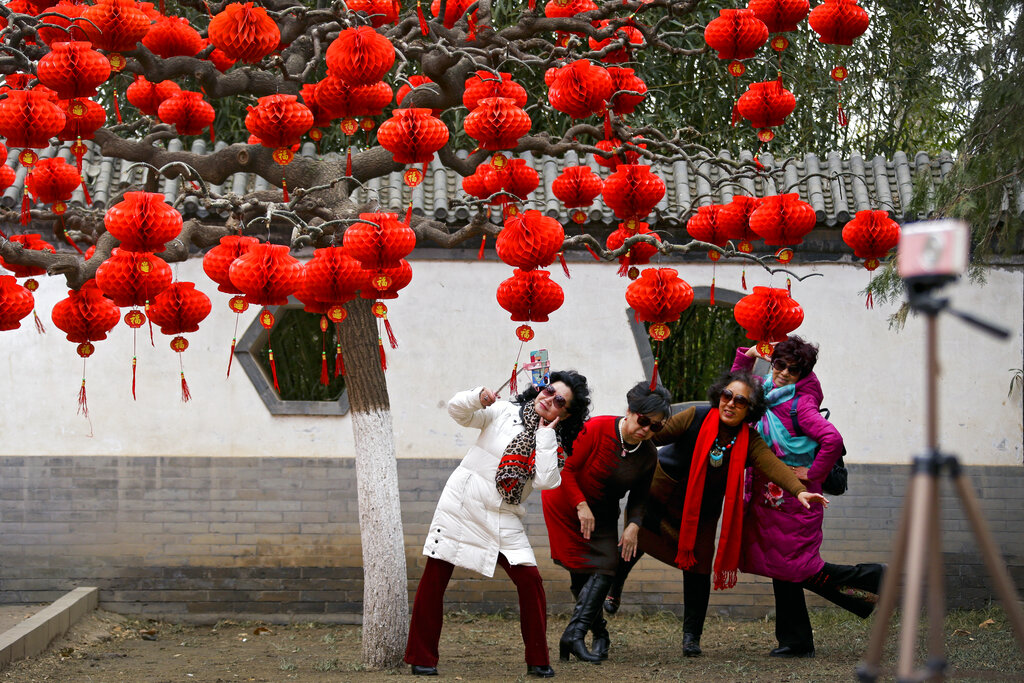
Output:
top-left (0, 587), bottom-right (99, 667)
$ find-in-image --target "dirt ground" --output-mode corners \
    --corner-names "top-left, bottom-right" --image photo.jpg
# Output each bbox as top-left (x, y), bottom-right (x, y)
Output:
top-left (1, 606), bottom-right (1020, 682)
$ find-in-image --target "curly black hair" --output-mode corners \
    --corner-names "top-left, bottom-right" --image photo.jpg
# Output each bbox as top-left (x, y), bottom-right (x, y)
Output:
top-left (514, 370), bottom-right (592, 457)
top-left (625, 381), bottom-right (672, 417)
top-left (771, 335), bottom-right (819, 377)
top-left (707, 370), bottom-right (767, 424)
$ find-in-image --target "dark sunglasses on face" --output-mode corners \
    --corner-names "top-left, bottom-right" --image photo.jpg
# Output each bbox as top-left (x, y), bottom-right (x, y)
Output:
top-left (635, 414), bottom-right (665, 432)
top-left (772, 358), bottom-right (801, 375)
top-left (720, 388), bottom-right (751, 408)
top-left (541, 385), bottom-right (568, 409)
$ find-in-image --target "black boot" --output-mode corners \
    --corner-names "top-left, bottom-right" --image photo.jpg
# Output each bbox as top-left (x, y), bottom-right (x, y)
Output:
top-left (590, 613), bottom-right (609, 660)
top-left (682, 571), bottom-right (710, 657)
top-left (803, 562), bottom-right (885, 619)
top-left (559, 574), bottom-right (612, 663)
top-left (604, 551), bottom-right (642, 615)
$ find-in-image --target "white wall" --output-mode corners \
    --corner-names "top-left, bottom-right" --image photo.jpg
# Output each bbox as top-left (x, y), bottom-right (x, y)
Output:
top-left (1, 257), bottom-right (1020, 465)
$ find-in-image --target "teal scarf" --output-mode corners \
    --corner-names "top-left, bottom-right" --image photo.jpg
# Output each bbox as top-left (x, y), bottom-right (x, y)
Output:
top-left (757, 378), bottom-right (818, 467)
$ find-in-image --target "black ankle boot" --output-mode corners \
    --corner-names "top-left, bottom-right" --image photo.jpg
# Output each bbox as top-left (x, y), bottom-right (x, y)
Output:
top-left (590, 614), bottom-right (610, 660)
top-left (559, 574), bottom-right (611, 664)
top-left (682, 633), bottom-right (702, 657)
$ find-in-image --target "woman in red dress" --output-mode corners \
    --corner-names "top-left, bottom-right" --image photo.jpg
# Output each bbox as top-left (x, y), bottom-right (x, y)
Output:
top-left (542, 381), bottom-right (673, 663)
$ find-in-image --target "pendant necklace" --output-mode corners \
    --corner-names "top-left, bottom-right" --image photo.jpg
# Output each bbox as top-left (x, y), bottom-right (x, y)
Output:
top-left (709, 433), bottom-right (737, 468)
top-left (619, 418), bottom-right (642, 458)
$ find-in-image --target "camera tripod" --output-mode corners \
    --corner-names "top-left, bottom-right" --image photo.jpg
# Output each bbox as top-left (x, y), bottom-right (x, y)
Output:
top-left (856, 279), bottom-right (1024, 682)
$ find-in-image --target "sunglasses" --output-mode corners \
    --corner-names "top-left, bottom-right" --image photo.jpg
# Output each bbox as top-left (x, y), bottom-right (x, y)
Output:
top-left (772, 358), bottom-right (802, 375)
top-left (636, 414), bottom-right (665, 432)
top-left (540, 385), bottom-right (568, 410)
top-left (720, 388), bottom-right (751, 408)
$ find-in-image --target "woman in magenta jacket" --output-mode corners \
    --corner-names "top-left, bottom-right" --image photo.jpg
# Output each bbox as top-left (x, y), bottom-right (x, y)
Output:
top-left (733, 336), bottom-right (883, 658)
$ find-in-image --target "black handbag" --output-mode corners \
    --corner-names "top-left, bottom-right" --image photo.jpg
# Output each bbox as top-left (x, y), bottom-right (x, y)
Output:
top-left (789, 399), bottom-right (848, 496)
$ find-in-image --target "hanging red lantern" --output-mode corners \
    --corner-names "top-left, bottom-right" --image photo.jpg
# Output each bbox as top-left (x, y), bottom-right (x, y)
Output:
top-left (703, 8), bottom-right (768, 76)
top-left (593, 137), bottom-right (645, 170)
top-left (809, 0), bottom-right (869, 45)
top-left (496, 268), bottom-right (564, 330)
top-left (687, 203), bottom-right (745, 255)
top-left (50, 280), bottom-right (121, 416)
top-left (588, 19), bottom-right (644, 64)
top-left (126, 76), bottom-right (180, 116)
top-left (497, 158), bottom-right (540, 208)
top-left (734, 286), bottom-right (804, 356)
top-left (0, 275), bottom-right (34, 330)
top-left (462, 162), bottom-right (504, 204)
top-left (548, 60), bottom-right (614, 119)
top-left (245, 94), bottom-right (313, 200)
top-left (463, 71), bottom-right (527, 111)
top-left (202, 234), bottom-right (259, 301)
top-left (35, 41), bottom-right (111, 101)
top-left (607, 67), bottom-right (647, 116)
top-left (25, 157), bottom-right (82, 223)
top-left (552, 165), bottom-right (603, 224)
top-left (300, 246), bottom-right (363, 321)
top-left (495, 209), bottom-right (564, 271)
top-left (104, 191), bottom-right (183, 252)
top-left (360, 258), bottom-right (412, 300)
top-left (606, 221), bottom-right (660, 278)
top-left (0, 233), bottom-right (55, 280)
top-left (736, 79), bottom-right (796, 142)
top-left (395, 75), bottom-right (441, 115)
top-left (36, 0), bottom-right (90, 45)
top-left (142, 15), bottom-right (204, 58)
top-left (464, 97), bottom-right (532, 151)
top-left (207, 2), bottom-right (281, 64)
top-left (146, 281), bottom-right (212, 402)
top-left (58, 98), bottom-right (107, 170)
top-left (300, 83), bottom-right (335, 143)
top-left (157, 90), bottom-right (216, 137)
top-left (726, 195), bottom-right (762, 253)
top-left (626, 266), bottom-right (694, 387)
top-left (842, 209), bottom-right (900, 308)
top-left (346, 0), bottom-right (400, 26)
top-left (326, 26), bottom-right (395, 86)
top-left (748, 0), bottom-right (809, 50)
top-left (0, 89), bottom-right (66, 168)
top-left (228, 243), bottom-right (303, 309)
top-left (203, 40), bottom-right (237, 72)
top-left (602, 164), bottom-right (665, 227)
top-left (748, 193), bottom-right (816, 249)
top-left (376, 108), bottom-right (449, 186)
top-left (343, 212), bottom-right (416, 291)
top-left (316, 78), bottom-right (393, 132)
top-left (430, 0), bottom-right (474, 29)
top-left (80, 0), bottom-right (151, 71)
top-left (0, 164), bottom-right (16, 194)
top-left (544, 0), bottom-right (597, 46)
top-left (94, 248), bottom-right (172, 307)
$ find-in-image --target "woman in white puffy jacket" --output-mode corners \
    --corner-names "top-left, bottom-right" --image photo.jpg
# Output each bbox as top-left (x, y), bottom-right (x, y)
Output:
top-left (405, 370), bottom-right (591, 678)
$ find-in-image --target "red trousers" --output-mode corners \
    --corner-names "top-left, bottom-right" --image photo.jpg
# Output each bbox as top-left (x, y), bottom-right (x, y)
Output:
top-left (404, 554), bottom-right (550, 667)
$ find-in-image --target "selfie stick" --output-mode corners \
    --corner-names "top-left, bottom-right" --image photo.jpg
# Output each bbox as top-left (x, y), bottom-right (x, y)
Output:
top-left (857, 223), bottom-right (1024, 682)
top-left (494, 359), bottom-right (550, 395)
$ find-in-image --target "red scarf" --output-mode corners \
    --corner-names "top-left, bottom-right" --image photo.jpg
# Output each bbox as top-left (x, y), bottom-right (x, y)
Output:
top-left (674, 409), bottom-right (749, 590)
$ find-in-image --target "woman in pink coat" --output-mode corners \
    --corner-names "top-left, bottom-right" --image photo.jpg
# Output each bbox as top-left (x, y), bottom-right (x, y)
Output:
top-left (733, 336), bottom-right (883, 658)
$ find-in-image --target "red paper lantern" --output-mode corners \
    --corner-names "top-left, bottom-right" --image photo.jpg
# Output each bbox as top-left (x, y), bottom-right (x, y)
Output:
top-left (602, 164), bottom-right (665, 226)
top-left (325, 26), bottom-right (395, 86)
top-left (548, 60), bottom-right (614, 119)
top-left (203, 235), bottom-right (259, 295)
top-left (733, 286), bottom-right (804, 355)
top-left (625, 267), bottom-right (694, 329)
top-left (395, 75), bottom-right (440, 115)
top-left (725, 195), bottom-right (762, 253)
top-left (704, 8), bottom-right (768, 75)
top-left (204, 41), bottom-right (236, 72)
top-left (498, 158), bottom-right (540, 205)
top-left (0, 164), bottom-right (18, 193)
top-left (36, 0), bottom-right (90, 45)
top-left (0, 275), bottom-right (34, 330)
top-left (545, 0), bottom-right (598, 47)
top-left (299, 83), bottom-right (334, 141)
top-left (593, 137), bottom-right (644, 170)
top-left (360, 258), bottom-right (412, 300)
top-left (0, 233), bottom-right (55, 278)
top-left (25, 157), bottom-right (81, 214)
top-left (94, 248), bottom-right (172, 307)
top-left (126, 76), bottom-right (180, 116)
top-left (207, 2), bottom-right (281, 64)
top-left (748, 0), bottom-right (810, 34)
top-left (315, 77), bottom-right (393, 122)
top-left (463, 71), bottom-right (528, 111)
top-left (495, 209), bottom-right (564, 270)
top-left (36, 41), bottom-right (111, 100)
top-left (346, 0), bottom-right (400, 26)
top-left (343, 212), bottom-right (416, 290)
top-left (607, 67), bottom-right (647, 116)
top-left (157, 90), bottom-right (215, 137)
top-left (464, 97), bottom-right (531, 151)
top-left (496, 268), bottom-right (564, 323)
top-left (81, 0), bottom-right (150, 69)
top-left (0, 89), bottom-right (66, 166)
top-left (299, 246), bottom-right (363, 319)
top-left (245, 94), bottom-right (313, 167)
top-left (552, 165), bottom-right (603, 223)
top-left (142, 15), bottom-right (204, 58)
top-left (462, 163), bottom-right (504, 202)
top-left (606, 221), bottom-right (660, 277)
top-left (842, 209), bottom-right (900, 270)
top-left (808, 0), bottom-right (870, 46)
top-left (737, 79), bottom-right (796, 141)
top-left (588, 20), bottom-right (644, 64)
top-left (104, 191), bottom-right (183, 252)
top-left (146, 281), bottom-right (212, 335)
top-left (51, 280), bottom-right (120, 344)
top-left (376, 108), bottom-right (449, 184)
top-left (228, 243), bottom-right (303, 307)
top-left (748, 193), bottom-right (816, 247)
top-left (687, 203), bottom-right (745, 251)
top-left (57, 97), bottom-right (107, 143)
top-left (430, 0), bottom-right (474, 28)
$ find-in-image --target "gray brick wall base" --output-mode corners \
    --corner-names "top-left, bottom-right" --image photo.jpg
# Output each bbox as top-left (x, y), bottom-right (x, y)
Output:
top-left (1, 456), bottom-right (1020, 621)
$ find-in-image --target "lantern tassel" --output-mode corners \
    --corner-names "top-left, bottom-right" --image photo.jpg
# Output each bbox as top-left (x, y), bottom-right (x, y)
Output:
top-left (649, 358), bottom-right (659, 391)
top-left (60, 217), bottom-right (85, 255)
top-left (585, 244), bottom-right (600, 260)
top-left (335, 342), bottom-right (346, 377)
top-left (227, 336), bottom-right (237, 377)
top-left (269, 348), bottom-right (280, 392)
top-left (378, 337), bottom-right (387, 370)
top-left (559, 251), bottom-right (570, 278)
top-left (405, 202), bottom-right (413, 226)
top-left (113, 89), bottom-right (122, 124)
top-left (416, 0), bottom-right (429, 35)
top-left (603, 110), bottom-right (612, 140)
top-left (509, 361), bottom-right (518, 395)
top-left (866, 289), bottom-right (874, 309)
top-left (787, 277), bottom-right (792, 295)
top-left (77, 377), bottom-right (88, 418)
top-left (21, 193), bottom-right (30, 225)
top-left (741, 269), bottom-right (747, 290)
top-left (132, 355), bottom-right (137, 401)
top-left (282, 176), bottom-right (289, 202)
top-left (320, 351), bottom-right (329, 386)
top-left (528, 0), bottom-right (535, 10)
top-left (617, 252), bottom-right (630, 277)
top-left (467, 10), bottom-right (477, 40)
top-left (181, 372), bottom-right (192, 402)
top-left (384, 318), bottom-right (398, 349)
top-left (478, 235), bottom-right (486, 260)
top-left (33, 309), bottom-right (45, 334)
top-left (837, 103), bottom-right (849, 127)
top-left (710, 277), bottom-right (716, 306)
top-left (346, 147), bottom-right (352, 177)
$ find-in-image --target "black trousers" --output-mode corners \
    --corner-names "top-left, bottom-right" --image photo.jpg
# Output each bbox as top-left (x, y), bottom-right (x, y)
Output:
top-left (774, 562), bottom-right (884, 648)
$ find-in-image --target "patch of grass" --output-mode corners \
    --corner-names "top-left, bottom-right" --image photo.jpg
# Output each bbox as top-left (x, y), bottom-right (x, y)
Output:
top-left (312, 657), bottom-right (340, 671)
top-left (278, 657), bottom-right (297, 671)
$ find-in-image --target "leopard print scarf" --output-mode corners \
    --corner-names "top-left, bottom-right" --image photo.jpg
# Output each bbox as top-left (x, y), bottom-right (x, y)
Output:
top-left (495, 401), bottom-right (564, 505)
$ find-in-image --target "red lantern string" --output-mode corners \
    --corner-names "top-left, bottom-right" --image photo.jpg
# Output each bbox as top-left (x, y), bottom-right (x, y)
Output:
top-left (335, 325), bottom-right (346, 377)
